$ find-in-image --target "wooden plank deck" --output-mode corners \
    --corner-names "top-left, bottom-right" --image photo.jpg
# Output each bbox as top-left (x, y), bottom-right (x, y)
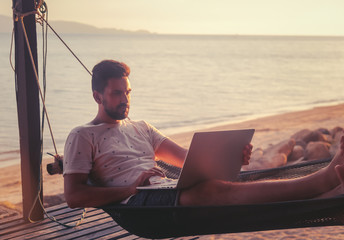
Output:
top-left (0, 203), bottom-right (199, 239)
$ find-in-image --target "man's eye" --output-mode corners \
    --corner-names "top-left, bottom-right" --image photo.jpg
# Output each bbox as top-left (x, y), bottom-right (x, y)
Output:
top-left (110, 92), bottom-right (120, 97)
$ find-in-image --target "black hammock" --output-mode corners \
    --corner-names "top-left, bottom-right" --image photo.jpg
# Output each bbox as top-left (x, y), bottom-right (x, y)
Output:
top-left (100, 158), bottom-right (344, 239)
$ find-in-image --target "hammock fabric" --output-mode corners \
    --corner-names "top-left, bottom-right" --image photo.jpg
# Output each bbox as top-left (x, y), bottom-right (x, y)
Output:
top-left (101, 158), bottom-right (344, 238)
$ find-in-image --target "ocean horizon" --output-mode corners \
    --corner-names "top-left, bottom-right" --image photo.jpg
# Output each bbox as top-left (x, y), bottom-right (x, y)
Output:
top-left (1, 33), bottom-right (344, 167)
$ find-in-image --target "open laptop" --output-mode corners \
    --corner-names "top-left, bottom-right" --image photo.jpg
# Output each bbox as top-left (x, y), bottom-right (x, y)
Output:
top-left (137, 129), bottom-right (255, 190)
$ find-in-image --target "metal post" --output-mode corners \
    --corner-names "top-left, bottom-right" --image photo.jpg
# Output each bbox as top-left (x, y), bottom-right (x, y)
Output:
top-left (13, 0), bottom-right (43, 221)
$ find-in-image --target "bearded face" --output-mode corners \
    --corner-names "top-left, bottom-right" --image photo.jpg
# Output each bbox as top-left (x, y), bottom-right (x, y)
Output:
top-left (98, 77), bottom-right (131, 121)
top-left (102, 98), bottom-right (130, 120)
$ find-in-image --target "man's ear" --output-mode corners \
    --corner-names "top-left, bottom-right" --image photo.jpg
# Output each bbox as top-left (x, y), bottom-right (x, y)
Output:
top-left (93, 91), bottom-right (102, 104)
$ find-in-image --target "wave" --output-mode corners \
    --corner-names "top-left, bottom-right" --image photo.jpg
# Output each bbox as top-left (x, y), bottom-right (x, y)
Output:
top-left (0, 150), bottom-right (20, 159)
top-left (0, 150), bottom-right (20, 168)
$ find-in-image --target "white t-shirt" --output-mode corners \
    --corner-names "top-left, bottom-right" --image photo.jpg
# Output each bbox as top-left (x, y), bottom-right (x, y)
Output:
top-left (63, 119), bottom-right (167, 188)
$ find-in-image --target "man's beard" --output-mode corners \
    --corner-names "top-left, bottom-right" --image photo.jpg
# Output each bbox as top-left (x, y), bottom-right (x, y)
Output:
top-left (103, 101), bottom-right (129, 120)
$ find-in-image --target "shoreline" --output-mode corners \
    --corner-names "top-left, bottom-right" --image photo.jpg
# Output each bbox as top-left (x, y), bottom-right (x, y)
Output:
top-left (169, 103), bottom-right (344, 149)
top-left (2, 102), bottom-right (344, 169)
top-left (162, 100), bottom-right (344, 136)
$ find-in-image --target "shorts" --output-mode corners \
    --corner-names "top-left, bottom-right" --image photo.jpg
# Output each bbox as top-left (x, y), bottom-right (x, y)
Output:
top-left (126, 189), bottom-right (180, 206)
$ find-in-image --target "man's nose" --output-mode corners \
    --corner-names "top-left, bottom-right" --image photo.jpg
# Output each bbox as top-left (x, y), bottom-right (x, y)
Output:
top-left (121, 93), bottom-right (129, 103)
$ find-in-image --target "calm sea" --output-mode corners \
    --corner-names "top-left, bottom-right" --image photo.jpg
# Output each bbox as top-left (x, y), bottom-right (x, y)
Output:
top-left (1, 33), bottom-right (344, 167)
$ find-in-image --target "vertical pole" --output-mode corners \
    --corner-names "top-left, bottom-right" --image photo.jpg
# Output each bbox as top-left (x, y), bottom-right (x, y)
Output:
top-left (13, 0), bottom-right (43, 221)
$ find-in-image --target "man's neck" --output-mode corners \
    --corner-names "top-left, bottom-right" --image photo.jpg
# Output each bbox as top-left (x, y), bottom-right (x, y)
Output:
top-left (90, 115), bottom-right (122, 125)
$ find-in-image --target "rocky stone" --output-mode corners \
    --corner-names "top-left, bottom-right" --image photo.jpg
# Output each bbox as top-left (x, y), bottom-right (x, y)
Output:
top-left (317, 128), bottom-right (330, 135)
top-left (304, 141), bottom-right (331, 161)
top-left (288, 145), bottom-right (305, 162)
top-left (330, 126), bottom-right (343, 138)
top-left (243, 140), bottom-right (295, 170)
top-left (324, 134), bottom-right (333, 143)
top-left (329, 130), bottom-right (344, 156)
top-left (291, 129), bottom-right (312, 142)
top-left (295, 140), bottom-right (307, 149)
top-left (306, 131), bottom-right (327, 143)
top-left (291, 129), bottom-right (327, 143)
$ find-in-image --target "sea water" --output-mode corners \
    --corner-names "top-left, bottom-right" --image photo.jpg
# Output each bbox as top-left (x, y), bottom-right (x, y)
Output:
top-left (1, 33), bottom-right (344, 167)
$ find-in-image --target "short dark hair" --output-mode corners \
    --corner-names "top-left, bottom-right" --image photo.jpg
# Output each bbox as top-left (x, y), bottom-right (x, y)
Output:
top-left (91, 60), bottom-right (130, 93)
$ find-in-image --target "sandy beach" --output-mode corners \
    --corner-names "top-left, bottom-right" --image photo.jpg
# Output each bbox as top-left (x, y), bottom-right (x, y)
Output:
top-left (169, 103), bottom-right (344, 150)
top-left (1, 103), bottom-right (344, 239)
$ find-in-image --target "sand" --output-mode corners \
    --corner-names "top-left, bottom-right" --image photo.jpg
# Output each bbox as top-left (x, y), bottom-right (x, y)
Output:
top-left (1, 103), bottom-right (344, 238)
top-left (169, 103), bottom-right (344, 150)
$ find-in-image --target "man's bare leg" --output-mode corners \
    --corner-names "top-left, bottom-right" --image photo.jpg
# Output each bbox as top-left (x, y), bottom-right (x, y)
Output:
top-left (318, 164), bottom-right (344, 198)
top-left (179, 136), bottom-right (344, 206)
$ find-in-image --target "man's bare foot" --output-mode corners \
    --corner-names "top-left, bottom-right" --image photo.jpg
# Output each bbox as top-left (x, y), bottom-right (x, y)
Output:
top-left (320, 164), bottom-right (344, 198)
top-left (322, 136), bottom-right (344, 189)
top-left (335, 164), bottom-right (344, 187)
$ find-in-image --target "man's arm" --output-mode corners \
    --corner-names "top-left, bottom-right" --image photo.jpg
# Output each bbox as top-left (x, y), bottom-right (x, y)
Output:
top-left (155, 138), bottom-right (188, 168)
top-left (64, 168), bottom-right (165, 208)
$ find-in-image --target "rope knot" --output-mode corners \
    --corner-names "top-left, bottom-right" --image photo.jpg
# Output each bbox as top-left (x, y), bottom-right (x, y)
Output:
top-left (12, 0), bottom-right (46, 22)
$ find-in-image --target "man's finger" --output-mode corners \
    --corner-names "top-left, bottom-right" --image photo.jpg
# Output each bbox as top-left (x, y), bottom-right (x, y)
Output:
top-left (150, 167), bottom-right (166, 177)
top-left (136, 172), bottom-right (157, 186)
top-left (245, 144), bottom-right (253, 150)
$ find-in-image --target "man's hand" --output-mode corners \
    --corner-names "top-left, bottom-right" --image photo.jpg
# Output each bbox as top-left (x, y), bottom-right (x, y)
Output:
top-left (131, 167), bottom-right (166, 190)
top-left (242, 144), bottom-right (253, 165)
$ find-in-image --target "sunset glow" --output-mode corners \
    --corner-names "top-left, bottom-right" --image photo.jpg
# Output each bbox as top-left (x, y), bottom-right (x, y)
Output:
top-left (1, 0), bottom-right (344, 35)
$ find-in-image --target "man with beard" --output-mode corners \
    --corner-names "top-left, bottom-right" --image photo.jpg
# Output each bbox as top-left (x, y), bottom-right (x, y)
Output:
top-left (63, 59), bottom-right (344, 209)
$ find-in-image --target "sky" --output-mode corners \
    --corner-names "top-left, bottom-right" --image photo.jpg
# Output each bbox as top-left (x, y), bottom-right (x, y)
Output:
top-left (1, 0), bottom-right (344, 35)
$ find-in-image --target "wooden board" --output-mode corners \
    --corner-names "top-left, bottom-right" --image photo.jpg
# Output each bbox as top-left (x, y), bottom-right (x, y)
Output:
top-left (0, 203), bottom-right (199, 239)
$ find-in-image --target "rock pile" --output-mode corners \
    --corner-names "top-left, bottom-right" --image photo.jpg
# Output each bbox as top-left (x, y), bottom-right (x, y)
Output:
top-left (243, 126), bottom-right (344, 171)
